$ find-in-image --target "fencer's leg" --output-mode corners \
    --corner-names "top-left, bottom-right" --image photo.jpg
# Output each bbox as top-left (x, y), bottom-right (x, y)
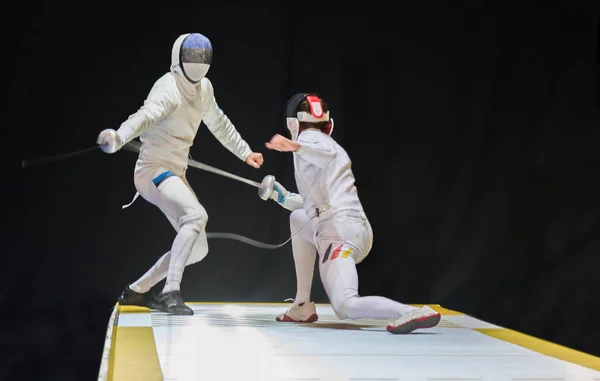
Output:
top-left (129, 252), bottom-right (171, 294)
top-left (163, 221), bottom-right (205, 293)
top-left (319, 253), bottom-right (441, 333)
top-left (319, 252), bottom-right (415, 320)
top-left (122, 214), bottom-right (179, 309)
top-left (138, 173), bottom-right (208, 315)
top-left (186, 228), bottom-right (209, 266)
top-left (129, 212), bottom-right (208, 291)
top-left (290, 209), bottom-right (317, 304)
top-left (127, 233), bottom-right (206, 287)
top-left (159, 180), bottom-right (206, 279)
top-left (117, 215), bottom-right (177, 308)
top-left (276, 209), bottom-right (319, 323)
top-left (123, 218), bottom-right (209, 312)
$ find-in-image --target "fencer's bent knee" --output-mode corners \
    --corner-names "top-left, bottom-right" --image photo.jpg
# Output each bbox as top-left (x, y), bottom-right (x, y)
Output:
top-left (332, 296), bottom-right (353, 320)
top-left (332, 296), bottom-right (361, 320)
top-left (178, 209), bottom-right (208, 233)
top-left (332, 302), bottom-right (347, 319)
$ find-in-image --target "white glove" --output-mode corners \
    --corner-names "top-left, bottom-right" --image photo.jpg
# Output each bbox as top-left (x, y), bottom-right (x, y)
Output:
top-left (97, 129), bottom-right (124, 154)
top-left (270, 181), bottom-right (304, 211)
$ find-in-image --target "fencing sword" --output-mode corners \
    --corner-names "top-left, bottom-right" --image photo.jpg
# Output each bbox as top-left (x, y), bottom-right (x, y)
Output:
top-left (22, 141), bottom-right (277, 201)
top-left (21, 145), bottom-right (102, 168)
top-left (20, 141), bottom-right (308, 249)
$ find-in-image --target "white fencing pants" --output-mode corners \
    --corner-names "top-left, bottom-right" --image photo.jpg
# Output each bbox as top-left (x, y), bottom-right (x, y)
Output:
top-left (129, 165), bottom-right (209, 294)
top-left (290, 209), bottom-right (416, 320)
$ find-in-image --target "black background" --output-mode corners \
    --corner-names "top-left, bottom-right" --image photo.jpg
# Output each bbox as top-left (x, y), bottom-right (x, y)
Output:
top-left (3, 1), bottom-right (600, 379)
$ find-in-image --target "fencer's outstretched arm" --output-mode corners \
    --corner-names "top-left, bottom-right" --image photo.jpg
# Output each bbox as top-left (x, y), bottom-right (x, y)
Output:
top-left (295, 132), bottom-right (337, 168)
top-left (202, 78), bottom-right (253, 162)
top-left (269, 181), bottom-right (304, 211)
top-left (116, 76), bottom-right (183, 144)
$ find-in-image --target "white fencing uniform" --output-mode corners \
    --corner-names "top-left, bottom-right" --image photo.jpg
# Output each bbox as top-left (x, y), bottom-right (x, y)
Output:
top-left (270, 93), bottom-right (440, 331)
top-left (96, 34), bottom-right (255, 306)
top-left (96, 33), bottom-right (259, 314)
top-left (119, 71), bottom-right (253, 296)
top-left (117, 72), bottom-right (252, 179)
top-left (280, 129), bottom-right (417, 320)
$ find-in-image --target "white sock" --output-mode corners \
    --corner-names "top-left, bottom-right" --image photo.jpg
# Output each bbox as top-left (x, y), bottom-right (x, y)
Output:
top-left (129, 252), bottom-right (170, 293)
top-left (162, 224), bottom-right (198, 294)
top-left (292, 236), bottom-right (317, 305)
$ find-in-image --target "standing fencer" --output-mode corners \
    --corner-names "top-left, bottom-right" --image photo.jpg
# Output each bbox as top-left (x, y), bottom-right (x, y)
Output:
top-left (96, 33), bottom-right (264, 315)
top-left (262, 93), bottom-right (440, 333)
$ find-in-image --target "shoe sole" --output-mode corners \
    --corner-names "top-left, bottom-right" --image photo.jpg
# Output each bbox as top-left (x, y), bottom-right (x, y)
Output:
top-left (118, 297), bottom-right (161, 310)
top-left (146, 302), bottom-right (162, 310)
top-left (155, 304), bottom-right (194, 315)
top-left (117, 298), bottom-right (146, 307)
top-left (276, 313), bottom-right (318, 323)
top-left (386, 313), bottom-right (441, 334)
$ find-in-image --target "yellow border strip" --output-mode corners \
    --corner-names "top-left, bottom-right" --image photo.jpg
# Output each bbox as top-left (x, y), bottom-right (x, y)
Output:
top-left (107, 304), bottom-right (163, 381)
top-left (476, 327), bottom-right (600, 372)
top-left (106, 304), bottom-right (119, 381)
top-left (117, 305), bottom-right (155, 313)
top-left (411, 304), bottom-right (464, 315)
top-left (106, 302), bottom-right (600, 377)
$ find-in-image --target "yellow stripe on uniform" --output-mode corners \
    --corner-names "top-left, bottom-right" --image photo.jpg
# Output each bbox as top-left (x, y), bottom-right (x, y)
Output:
top-left (341, 247), bottom-right (353, 258)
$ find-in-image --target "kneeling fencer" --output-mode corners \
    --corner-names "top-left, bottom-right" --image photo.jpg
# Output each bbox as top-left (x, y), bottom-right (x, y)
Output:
top-left (96, 33), bottom-right (264, 315)
top-left (262, 93), bottom-right (440, 333)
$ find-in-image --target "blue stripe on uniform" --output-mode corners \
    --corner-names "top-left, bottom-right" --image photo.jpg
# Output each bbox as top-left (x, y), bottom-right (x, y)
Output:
top-left (152, 171), bottom-right (174, 186)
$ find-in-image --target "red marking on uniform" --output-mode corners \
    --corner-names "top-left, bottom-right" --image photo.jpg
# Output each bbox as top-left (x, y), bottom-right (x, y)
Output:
top-left (330, 245), bottom-right (343, 260)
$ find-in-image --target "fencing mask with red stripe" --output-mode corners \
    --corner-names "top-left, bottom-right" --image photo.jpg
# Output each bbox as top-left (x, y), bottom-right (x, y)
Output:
top-left (284, 93), bottom-right (334, 141)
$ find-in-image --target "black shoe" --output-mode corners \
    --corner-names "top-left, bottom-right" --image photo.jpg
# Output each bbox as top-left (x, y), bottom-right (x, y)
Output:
top-left (117, 286), bottom-right (160, 309)
top-left (155, 290), bottom-right (194, 315)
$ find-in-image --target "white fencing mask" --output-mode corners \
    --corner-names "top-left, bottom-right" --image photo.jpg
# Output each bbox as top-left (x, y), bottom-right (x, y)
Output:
top-left (284, 93), bottom-right (333, 141)
top-left (171, 33), bottom-right (213, 84)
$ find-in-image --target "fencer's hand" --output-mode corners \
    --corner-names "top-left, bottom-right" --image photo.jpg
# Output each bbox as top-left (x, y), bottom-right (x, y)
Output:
top-left (270, 181), bottom-right (289, 204)
top-left (265, 134), bottom-right (300, 152)
top-left (97, 129), bottom-right (124, 154)
top-left (245, 152), bottom-right (264, 168)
